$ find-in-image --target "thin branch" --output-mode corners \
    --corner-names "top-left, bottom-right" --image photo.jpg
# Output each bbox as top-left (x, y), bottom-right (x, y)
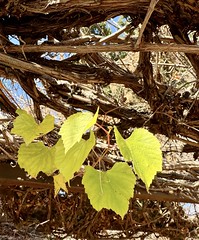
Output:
top-left (135, 0), bottom-right (159, 47)
top-left (0, 145), bottom-right (16, 161)
top-left (99, 23), bottom-right (131, 43)
top-left (173, 135), bottom-right (199, 148)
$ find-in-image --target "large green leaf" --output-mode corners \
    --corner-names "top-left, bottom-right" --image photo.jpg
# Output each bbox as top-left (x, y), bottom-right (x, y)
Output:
top-left (59, 108), bottom-right (98, 153)
top-left (54, 131), bottom-right (95, 183)
top-left (82, 162), bottom-right (136, 219)
top-left (11, 109), bottom-right (54, 145)
top-left (18, 142), bottom-right (56, 178)
top-left (114, 127), bottom-right (162, 190)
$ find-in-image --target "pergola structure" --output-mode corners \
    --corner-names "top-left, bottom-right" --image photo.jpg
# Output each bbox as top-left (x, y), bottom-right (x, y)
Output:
top-left (0, 0), bottom-right (199, 238)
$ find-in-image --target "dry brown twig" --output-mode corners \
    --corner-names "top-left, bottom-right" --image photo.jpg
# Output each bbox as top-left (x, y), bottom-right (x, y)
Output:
top-left (135, 0), bottom-right (159, 47)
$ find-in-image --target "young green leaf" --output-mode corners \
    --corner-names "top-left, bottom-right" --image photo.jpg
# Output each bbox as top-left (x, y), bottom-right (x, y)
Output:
top-left (82, 162), bottom-right (136, 219)
top-left (11, 109), bottom-right (38, 145)
top-left (114, 127), bottom-right (162, 191)
top-left (59, 108), bottom-right (98, 153)
top-left (11, 109), bottom-right (54, 145)
top-left (54, 131), bottom-right (95, 183)
top-left (38, 114), bottom-right (55, 135)
top-left (53, 173), bottom-right (68, 197)
top-left (114, 126), bottom-right (131, 160)
top-left (129, 128), bottom-right (162, 190)
top-left (18, 142), bottom-right (56, 178)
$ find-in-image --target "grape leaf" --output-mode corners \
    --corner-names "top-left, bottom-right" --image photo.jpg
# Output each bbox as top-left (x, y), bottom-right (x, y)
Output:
top-left (114, 126), bottom-right (131, 160)
top-left (82, 162), bottom-right (136, 219)
top-left (11, 109), bottom-right (54, 145)
top-left (114, 127), bottom-right (162, 190)
top-left (85, 107), bottom-right (99, 130)
top-left (59, 108), bottom-right (98, 153)
top-left (38, 114), bottom-right (55, 135)
top-left (18, 142), bottom-right (56, 178)
top-left (54, 131), bottom-right (95, 183)
top-left (53, 173), bottom-right (68, 197)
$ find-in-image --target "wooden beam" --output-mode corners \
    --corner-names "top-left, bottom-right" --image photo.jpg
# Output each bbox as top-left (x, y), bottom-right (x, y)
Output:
top-left (1, 43), bottom-right (199, 55)
top-left (0, 163), bottom-right (198, 204)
